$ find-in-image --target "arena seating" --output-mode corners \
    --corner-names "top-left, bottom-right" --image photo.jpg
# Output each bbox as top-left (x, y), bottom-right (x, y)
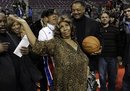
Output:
top-left (0, 0), bottom-right (17, 9)
top-left (29, 0), bottom-right (73, 10)
top-left (29, 0), bottom-right (74, 21)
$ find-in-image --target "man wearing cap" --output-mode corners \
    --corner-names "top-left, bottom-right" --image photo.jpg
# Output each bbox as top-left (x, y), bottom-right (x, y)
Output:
top-left (38, 9), bottom-right (58, 91)
top-left (31, 10), bottom-right (48, 38)
top-left (38, 9), bottom-right (58, 41)
top-left (30, 9), bottom-right (49, 91)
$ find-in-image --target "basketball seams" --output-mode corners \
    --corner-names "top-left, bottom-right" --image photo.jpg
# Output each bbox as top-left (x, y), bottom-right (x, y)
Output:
top-left (82, 36), bottom-right (100, 53)
top-left (89, 36), bottom-right (100, 46)
top-left (82, 42), bottom-right (99, 52)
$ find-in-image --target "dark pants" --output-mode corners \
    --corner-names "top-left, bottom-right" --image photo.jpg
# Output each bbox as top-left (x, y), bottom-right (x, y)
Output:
top-left (40, 76), bottom-right (47, 91)
top-left (98, 57), bottom-right (117, 91)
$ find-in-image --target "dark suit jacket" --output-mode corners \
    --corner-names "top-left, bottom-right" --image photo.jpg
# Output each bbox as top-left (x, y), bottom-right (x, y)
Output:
top-left (0, 33), bottom-right (17, 91)
top-left (72, 15), bottom-right (102, 48)
top-left (72, 15), bottom-right (102, 71)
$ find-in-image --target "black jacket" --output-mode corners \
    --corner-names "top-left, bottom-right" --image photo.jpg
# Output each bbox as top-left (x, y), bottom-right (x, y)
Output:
top-left (30, 19), bottom-right (43, 38)
top-left (1, 31), bottom-right (42, 91)
top-left (72, 15), bottom-right (102, 47)
top-left (0, 33), bottom-right (18, 91)
top-left (121, 21), bottom-right (130, 73)
top-left (72, 15), bottom-right (102, 71)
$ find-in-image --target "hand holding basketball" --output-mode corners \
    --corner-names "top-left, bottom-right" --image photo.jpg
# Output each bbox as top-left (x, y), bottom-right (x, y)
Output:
top-left (82, 36), bottom-right (101, 54)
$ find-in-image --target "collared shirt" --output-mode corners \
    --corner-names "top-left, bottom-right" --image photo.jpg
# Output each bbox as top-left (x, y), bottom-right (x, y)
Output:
top-left (38, 23), bottom-right (55, 41)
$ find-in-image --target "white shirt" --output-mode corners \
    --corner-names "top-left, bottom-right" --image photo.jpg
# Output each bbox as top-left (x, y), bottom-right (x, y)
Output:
top-left (38, 23), bottom-right (55, 41)
top-left (38, 23), bottom-right (55, 68)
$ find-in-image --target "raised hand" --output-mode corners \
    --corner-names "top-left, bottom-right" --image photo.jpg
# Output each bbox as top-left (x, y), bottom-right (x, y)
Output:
top-left (9, 15), bottom-right (26, 24)
top-left (9, 14), bottom-right (37, 46)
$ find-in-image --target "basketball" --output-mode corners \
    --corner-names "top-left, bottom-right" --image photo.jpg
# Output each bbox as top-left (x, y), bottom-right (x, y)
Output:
top-left (82, 36), bottom-right (100, 54)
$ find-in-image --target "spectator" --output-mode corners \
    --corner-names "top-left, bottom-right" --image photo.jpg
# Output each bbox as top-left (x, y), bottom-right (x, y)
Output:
top-left (121, 4), bottom-right (130, 91)
top-left (71, 0), bottom-right (102, 72)
top-left (38, 9), bottom-right (58, 41)
top-left (0, 12), bottom-right (42, 91)
top-left (99, 12), bottom-right (122, 91)
top-left (9, 14), bottom-right (90, 91)
top-left (0, 12), bottom-right (17, 91)
top-left (31, 10), bottom-right (48, 37)
top-left (27, 6), bottom-right (33, 26)
top-left (21, 0), bottom-right (26, 13)
top-left (16, 5), bottom-right (24, 18)
top-left (109, 12), bottom-right (119, 27)
top-left (8, 17), bottom-right (42, 91)
top-left (37, 9), bottom-right (58, 91)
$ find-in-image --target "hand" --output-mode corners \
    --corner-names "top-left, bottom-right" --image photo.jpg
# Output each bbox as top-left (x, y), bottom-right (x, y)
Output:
top-left (90, 46), bottom-right (102, 55)
top-left (0, 42), bottom-right (10, 53)
top-left (9, 15), bottom-right (26, 24)
top-left (20, 46), bottom-right (29, 55)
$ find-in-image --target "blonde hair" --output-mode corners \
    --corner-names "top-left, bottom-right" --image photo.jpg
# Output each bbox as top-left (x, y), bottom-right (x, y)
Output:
top-left (7, 16), bottom-right (25, 37)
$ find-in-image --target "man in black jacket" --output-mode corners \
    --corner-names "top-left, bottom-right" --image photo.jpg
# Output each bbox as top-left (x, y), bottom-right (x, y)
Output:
top-left (0, 12), bottom-right (18, 91)
top-left (121, 4), bottom-right (130, 91)
top-left (71, 0), bottom-right (102, 72)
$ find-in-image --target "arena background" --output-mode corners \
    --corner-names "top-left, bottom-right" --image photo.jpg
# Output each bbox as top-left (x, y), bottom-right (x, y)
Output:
top-left (0, 0), bottom-right (130, 22)
top-left (0, 1), bottom-right (129, 91)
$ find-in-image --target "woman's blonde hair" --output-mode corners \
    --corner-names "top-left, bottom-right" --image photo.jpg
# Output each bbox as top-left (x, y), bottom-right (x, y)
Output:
top-left (7, 16), bottom-right (25, 37)
top-left (7, 15), bottom-right (21, 29)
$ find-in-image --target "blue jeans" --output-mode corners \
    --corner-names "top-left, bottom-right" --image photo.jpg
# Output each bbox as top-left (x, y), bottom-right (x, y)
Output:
top-left (98, 57), bottom-right (117, 91)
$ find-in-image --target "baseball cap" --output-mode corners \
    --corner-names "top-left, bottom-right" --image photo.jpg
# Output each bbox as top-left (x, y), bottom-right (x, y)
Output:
top-left (46, 9), bottom-right (57, 17)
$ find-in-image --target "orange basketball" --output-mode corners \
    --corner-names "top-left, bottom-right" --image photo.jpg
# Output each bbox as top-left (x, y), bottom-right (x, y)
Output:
top-left (82, 36), bottom-right (100, 54)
